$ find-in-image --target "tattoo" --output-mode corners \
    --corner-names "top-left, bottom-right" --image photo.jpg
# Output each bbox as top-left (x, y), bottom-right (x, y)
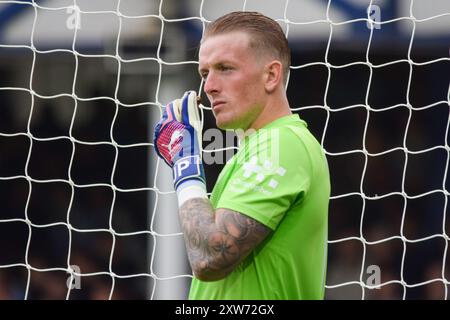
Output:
top-left (179, 198), bottom-right (271, 281)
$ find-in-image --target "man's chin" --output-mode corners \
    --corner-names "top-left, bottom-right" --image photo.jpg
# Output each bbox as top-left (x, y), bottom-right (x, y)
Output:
top-left (216, 120), bottom-right (240, 131)
top-left (215, 117), bottom-right (248, 131)
top-left (215, 118), bottom-right (232, 130)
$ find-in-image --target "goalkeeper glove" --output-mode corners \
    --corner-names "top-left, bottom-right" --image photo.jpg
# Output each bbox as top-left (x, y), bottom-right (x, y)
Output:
top-left (153, 91), bottom-right (207, 205)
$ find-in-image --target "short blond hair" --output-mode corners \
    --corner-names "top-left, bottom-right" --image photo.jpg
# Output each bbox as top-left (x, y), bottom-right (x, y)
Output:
top-left (203, 11), bottom-right (291, 85)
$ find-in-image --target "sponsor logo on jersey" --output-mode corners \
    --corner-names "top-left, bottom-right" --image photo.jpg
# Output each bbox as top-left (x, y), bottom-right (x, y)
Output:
top-left (230, 156), bottom-right (286, 195)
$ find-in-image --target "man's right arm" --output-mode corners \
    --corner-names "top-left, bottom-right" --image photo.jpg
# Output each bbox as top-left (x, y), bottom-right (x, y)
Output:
top-left (179, 198), bottom-right (271, 281)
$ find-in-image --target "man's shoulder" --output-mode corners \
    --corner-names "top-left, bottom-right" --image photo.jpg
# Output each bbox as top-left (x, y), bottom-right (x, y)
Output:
top-left (230, 126), bottom-right (309, 179)
top-left (243, 122), bottom-right (306, 150)
top-left (257, 122), bottom-right (314, 157)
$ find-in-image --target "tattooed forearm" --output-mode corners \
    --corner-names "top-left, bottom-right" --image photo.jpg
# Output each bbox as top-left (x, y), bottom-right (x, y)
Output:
top-left (179, 198), bottom-right (271, 281)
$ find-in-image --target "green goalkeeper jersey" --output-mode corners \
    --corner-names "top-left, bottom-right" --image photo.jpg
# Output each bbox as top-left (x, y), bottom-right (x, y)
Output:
top-left (189, 114), bottom-right (330, 300)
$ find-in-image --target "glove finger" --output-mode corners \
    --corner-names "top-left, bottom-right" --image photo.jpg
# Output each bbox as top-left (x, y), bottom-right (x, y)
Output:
top-left (165, 102), bottom-right (177, 122)
top-left (154, 106), bottom-right (169, 134)
top-left (153, 105), bottom-right (172, 165)
top-left (181, 91), bottom-right (202, 131)
top-left (180, 91), bottom-right (191, 125)
top-left (172, 99), bottom-right (182, 122)
top-left (181, 91), bottom-right (202, 156)
top-left (188, 91), bottom-right (201, 130)
top-left (153, 121), bottom-right (170, 166)
top-left (188, 93), bottom-right (203, 152)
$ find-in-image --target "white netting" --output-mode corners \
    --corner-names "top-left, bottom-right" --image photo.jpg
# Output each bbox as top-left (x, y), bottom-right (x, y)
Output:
top-left (0, 0), bottom-right (449, 299)
top-left (304, 1), bottom-right (450, 299)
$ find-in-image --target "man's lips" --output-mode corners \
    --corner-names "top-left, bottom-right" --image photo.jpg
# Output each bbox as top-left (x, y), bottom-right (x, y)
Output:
top-left (212, 101), bottom-right (225, 110)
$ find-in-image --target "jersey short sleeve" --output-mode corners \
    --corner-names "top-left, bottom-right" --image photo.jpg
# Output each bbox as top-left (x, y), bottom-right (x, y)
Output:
top-left (215, 126), bottom-right (312, 230)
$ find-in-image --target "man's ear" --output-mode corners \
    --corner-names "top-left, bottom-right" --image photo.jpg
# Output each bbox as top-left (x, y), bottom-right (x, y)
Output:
top-left (264, 60), bottom-right (283, 93)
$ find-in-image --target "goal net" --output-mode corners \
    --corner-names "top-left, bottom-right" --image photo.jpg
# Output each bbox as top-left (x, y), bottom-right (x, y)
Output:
top-left (0, 0), bottom-right (448, 300)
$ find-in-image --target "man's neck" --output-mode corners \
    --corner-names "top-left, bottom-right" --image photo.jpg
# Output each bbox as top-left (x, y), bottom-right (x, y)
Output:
top-left (235, 94), bottom-right (292, 142)
top-left (248, 94), bottom-right (291, 131)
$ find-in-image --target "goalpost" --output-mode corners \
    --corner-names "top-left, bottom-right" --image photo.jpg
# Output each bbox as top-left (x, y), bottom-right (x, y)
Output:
top-left (0, 0), bottom-right (449, 300)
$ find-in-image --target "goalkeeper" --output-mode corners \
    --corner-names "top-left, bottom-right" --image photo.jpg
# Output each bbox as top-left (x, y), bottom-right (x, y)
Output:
top-left (154, 11), bottom-right (330, 299)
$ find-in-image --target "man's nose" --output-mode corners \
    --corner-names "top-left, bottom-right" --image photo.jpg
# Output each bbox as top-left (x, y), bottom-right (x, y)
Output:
top-left (204, 72), bottom-right (219, 95)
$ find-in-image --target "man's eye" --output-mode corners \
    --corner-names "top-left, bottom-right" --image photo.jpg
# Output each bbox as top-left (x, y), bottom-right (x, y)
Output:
top-left (201, 73), bottom-right (208, 79)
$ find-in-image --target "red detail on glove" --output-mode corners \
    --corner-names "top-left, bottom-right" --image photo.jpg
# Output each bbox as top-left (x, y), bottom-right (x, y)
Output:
top-left (155, 121), bottom-right (186, 166)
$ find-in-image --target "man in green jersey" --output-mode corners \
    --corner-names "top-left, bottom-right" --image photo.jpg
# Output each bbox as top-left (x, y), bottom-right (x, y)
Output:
top-left (153, 11), bottom-right (330, 299)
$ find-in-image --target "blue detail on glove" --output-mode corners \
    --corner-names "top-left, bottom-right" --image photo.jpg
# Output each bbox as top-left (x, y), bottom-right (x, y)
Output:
top-left (153, 91), bottom-right (205, 190)
top-left (173, 155), bottom-right (206, 189)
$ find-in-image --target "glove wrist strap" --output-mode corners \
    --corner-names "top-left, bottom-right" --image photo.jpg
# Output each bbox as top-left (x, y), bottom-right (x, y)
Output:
top-left (173, 155), bottom-right (207, 207)
top-left (176, 180), bottom-right (207, 207)
top-left (173, 155), bottom-right (205, 188)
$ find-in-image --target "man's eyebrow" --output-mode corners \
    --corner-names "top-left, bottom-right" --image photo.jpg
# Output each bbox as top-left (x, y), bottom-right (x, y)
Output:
top-left (200, 61), bottom-right (231, 70)
top-left (198, 60), bottom-right (234, 75)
